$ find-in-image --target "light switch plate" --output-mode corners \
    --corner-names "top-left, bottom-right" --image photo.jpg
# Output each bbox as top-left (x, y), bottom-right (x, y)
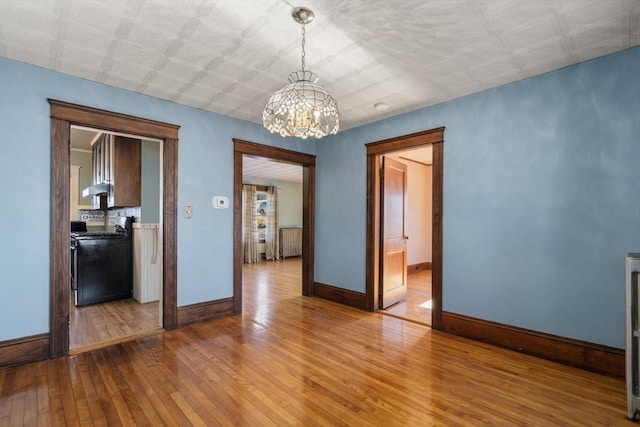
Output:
top-left (184, 205), bottom-right (193, 219)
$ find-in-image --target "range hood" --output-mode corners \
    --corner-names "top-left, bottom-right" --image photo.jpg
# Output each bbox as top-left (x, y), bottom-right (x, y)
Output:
top-left (82, 183), bottom-right (110, 198)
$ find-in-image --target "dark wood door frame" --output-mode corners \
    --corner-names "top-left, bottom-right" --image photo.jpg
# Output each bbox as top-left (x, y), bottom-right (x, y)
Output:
top-left (365, 127), bottom-right (444, 329)
top-left (49, 100), bottom-right (179, 358)
top-left (233, 139), bottom-right (316, 314)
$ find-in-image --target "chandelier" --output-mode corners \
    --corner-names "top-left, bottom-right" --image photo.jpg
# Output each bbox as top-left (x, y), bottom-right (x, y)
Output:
top-left (263, 7), bottom-right (339, 139)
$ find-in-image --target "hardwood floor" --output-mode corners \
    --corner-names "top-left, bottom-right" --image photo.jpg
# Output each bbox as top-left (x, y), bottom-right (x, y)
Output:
top-left (70, 297), bottom-right (160, 353)
top-left (242, 257), bottom-right (302, 314)
top-left (383, 269), bottom-right (432, 326)
top-left (1, 258), bottom-right (628, 425)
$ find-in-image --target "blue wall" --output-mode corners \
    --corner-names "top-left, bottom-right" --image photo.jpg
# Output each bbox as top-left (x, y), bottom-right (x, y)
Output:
top-left (0, 57), bottom-right (315, 341)
top-left (314, 47), bottom-right (640, 348)
top-left (1, 47), bottom-right (638, 349)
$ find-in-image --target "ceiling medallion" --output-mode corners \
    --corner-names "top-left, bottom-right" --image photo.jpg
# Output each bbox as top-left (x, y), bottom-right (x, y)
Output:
top-left (263, 7), bottom-right (339, 139)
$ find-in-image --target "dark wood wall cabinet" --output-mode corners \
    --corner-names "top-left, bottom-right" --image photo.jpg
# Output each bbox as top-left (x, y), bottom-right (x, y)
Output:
top-left (92, 134), bottom-right (141, 208)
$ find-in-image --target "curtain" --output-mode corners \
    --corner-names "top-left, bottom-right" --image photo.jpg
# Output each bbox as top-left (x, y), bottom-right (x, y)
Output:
top-left (242, 185), bottom-right (260, 263)
top-left (265, 186), bottom-right (279, 261)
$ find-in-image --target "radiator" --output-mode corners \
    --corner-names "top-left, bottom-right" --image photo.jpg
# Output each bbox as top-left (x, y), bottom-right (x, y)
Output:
top-left (133, 224), bottom-right (162, 303)
top-left (280, 227), bottom-right (302, 258)
top-left (626, 253), bottom-right (640, 421)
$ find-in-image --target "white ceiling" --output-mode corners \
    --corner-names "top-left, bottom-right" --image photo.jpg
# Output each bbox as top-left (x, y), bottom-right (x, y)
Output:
top-left (71, 127), bottom-right (101, 151)
top-left (399, 147), bottom-right (433, 166)
top-left (1, 1), bottom-right (638, 132)
top-left (243, 156), bottom-right (303, 183)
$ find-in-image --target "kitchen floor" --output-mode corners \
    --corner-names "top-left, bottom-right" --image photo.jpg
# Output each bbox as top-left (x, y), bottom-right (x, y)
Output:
top-left (69, 296), bottom-right (160, 352)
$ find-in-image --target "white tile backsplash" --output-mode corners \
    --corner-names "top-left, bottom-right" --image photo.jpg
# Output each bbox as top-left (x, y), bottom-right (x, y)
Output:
top-left (107, 207), bottom-right (141, 227)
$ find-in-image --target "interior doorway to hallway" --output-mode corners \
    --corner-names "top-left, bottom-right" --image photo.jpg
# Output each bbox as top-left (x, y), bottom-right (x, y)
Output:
top-left (233, 139), bottom-right (316, 315)
top-left (379, 148), bottom-right (433, 326)
top-left (240, 154), bottom-right (304, 314)
top-left (365, 127), bottom-right (444, 330)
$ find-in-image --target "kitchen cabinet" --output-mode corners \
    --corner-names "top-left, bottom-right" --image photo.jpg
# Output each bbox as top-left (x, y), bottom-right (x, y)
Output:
top-left (91, 134), bottom-right (141, 208)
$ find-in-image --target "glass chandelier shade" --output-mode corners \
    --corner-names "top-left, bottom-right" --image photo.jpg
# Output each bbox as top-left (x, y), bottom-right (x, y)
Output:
top-left (262, 7), bottom-right (339, 139)
top-left (263, 70), bottom-right (339, 139)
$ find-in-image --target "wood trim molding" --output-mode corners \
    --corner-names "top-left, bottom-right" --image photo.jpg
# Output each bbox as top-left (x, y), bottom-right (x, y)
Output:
top-left (50, 117), bottom-right (71, 357)
top-left (49, 100), bottom-right (179, 359)
top-left (163, 137), bottom-right (179, 330)
top-left (233, 151), bottom-right (244, 314)
top-left (302, 165), bottom-right (315, 297)
top-left (365, 127), bottom-right (444, 330)
top-left (431, 142), bottom-right (443, 330)
top-left (441, 311), bottom-right (624, 378)
top-left (233, 139), bottom-right (316, 166)
top-left (49, 99), bottom-right (179, 139)
top-left (177, 298), bottom-right (235, 327)
top-left (365, 154), bottom-right (381, 312)
top-left (407, 262), bottom-right (431, 274)
top-left (313, 282), bottom-right (367, 310)
top-left (0, 334), bottom-right (49, 368)
top-left (366, 127), bottom-right (445, 155)
top-left (233, 139), bottom-right (316, 313)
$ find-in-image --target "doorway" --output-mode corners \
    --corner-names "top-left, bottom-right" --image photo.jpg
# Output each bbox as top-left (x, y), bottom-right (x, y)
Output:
top-left (365, 127), bottom-right (444, 330)
top-left (68, 127), bottom-right (163, 352)
top-left (240, 158), bottom-right (304, 313)
top-left (233, 139), bottom-right (316, 314)
top-left (49, 100), bottom-right (179, 358)
top-left (379, 149), bottom-right (433, 325)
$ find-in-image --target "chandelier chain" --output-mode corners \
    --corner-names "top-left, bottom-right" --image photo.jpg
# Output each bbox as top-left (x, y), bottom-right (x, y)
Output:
top-left (301, 23), bottom-right (306, 72)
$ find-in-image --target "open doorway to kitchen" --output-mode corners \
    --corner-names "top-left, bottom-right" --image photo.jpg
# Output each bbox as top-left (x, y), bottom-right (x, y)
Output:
top-left (68, 127), bottom-right (163, 353)
top-left (49, 100), bottom-right (179, 358)
top-left (365, 128), bottom-right (444, 330)
top-left (233, 139), bottom-right (316, 315)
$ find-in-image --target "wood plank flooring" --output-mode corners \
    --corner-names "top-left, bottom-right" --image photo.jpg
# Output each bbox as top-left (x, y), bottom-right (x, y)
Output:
top-left (70, 297), bottom-right (160, 352)
top-left (1, 258), bottom-right (628, 426)
top-left (242, 257), bottom-right (302, 314)
top-left (382, 269), bottom-right (432, 325)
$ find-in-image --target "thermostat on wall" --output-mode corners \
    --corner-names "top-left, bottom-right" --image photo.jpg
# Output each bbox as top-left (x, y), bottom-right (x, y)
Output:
top-left (212, 196), bottom-right (229, 209)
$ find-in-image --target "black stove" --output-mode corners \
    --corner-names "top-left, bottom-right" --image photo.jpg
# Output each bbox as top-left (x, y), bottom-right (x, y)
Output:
top-left (71, 220), bottom-right (131, 240)
top-left (70, 217), bottom-right (135, 306)
top-left (71, 230), bottom-right (127, 239)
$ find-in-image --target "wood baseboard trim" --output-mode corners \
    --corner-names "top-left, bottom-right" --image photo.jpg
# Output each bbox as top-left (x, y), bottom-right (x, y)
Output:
top-left (314, 282), bottom-right (367, 310)
top-left (407, 262), bottom-right (431, 274)
top-left (177, 297), bottom-right (234, 327)
top-left (0, 333), bottom-right (50, 369)
top-left (441, 311), bottom-right (624, 378)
